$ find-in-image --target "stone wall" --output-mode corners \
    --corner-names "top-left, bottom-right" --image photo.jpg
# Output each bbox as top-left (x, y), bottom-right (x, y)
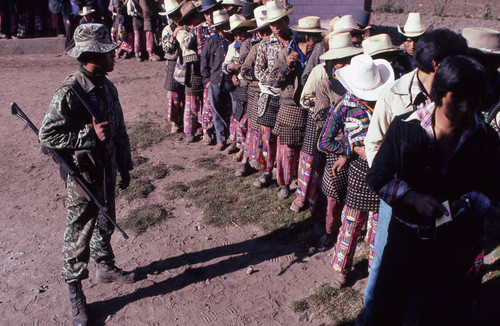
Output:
top-left (289, 0), bottom-right (368, 24)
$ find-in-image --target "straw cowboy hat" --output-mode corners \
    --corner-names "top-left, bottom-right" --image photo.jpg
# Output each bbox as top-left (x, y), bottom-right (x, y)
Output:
top-left (211, 9), bottom-right (230, 27)
top-left (198, 0), bottom-right (223, 13)
top-left (159, 0), bottom-right (186, 16)
top-left (291, 16), bottom-right (326, 34)
top-left (248, 5), bottom-right (269, 33)
top-left (462, 27), bottom-right (500, 54)
top-left (225, 14), bottom-right (256, 32)
top-left (79, 6), bottom-right (96, 16)
top-left (67, 23), bottom-right (117, 59)
top-left (398, 13), bottom-right (432, 38)
top-left (362, 33), bottom-right (400, 57)
top-left (264, 0), bottom-right (294, 24)
top-left (335, 54), bottom-right (395, 101)
top-left (332, 15), bottom-right (368, 34)
top-left (178, 1), bottom-right (199, 25)
top-left (222, 0), bottom-right (245, 6)
top-left (320, 32), bottom-right (363, 61)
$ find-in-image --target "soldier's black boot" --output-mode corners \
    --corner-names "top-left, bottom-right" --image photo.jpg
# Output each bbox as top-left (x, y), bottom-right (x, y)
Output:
top-left (68, 282), bottom-right (88, 326)
top-left (96, 262), bottom-right (136, 284)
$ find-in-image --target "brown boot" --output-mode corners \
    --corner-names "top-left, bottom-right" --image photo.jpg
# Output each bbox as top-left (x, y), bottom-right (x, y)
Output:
top-left (96, 263), bottom-right (136, 284)
top-left (68, 282), bottom-right (88, 326)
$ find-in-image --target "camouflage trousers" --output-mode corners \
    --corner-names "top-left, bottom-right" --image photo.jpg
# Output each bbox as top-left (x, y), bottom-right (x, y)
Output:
top-left (62, 171), bottom-right (116, 283)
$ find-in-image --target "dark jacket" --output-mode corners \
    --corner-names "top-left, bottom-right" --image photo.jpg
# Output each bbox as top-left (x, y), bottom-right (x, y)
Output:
top-left (200, 34), bottom-right (229, 87)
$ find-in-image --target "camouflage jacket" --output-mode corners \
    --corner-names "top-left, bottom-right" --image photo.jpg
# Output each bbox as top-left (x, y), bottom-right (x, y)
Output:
top-left (39, 66), bottom-right (133, 174)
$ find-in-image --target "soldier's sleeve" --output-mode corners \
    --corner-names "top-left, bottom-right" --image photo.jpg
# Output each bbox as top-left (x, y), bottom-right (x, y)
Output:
top-left (39, 86), bottom-right (97, 150)
top-left (111, 87), bottom-right (133, 172)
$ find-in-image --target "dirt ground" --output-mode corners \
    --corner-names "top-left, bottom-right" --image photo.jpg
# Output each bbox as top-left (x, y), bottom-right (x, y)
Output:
top-left (0, 11), bottom-right (499, 326)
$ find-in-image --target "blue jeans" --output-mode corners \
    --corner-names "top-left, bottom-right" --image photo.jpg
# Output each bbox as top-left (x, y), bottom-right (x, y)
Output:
top-left (209, 81), bottom-right (234, 144)
top-left (363, 200), bottom-right (391, 309)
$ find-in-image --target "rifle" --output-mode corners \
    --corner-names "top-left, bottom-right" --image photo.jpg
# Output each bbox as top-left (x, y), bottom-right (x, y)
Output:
top-left (11, 102), bottom-right (129, 240)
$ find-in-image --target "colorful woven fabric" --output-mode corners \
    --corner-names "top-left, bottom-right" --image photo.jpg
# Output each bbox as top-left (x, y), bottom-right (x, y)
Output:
top-left (201, 88), bottom-right (214, 135)
top-left (166, 90), bottom-right (184, 126)
top-left (229, 116), bottom-right (238, 142)
top-left (273, 103), bottom-right (308, 146)
top-left (245, 129), bottom-right (259, 161)
top-left (276, 138), bottom-right (300, 187)
top-left (183, 94), bottom-right (202, 136)
top-left (326, 196), bottom-right (344, 235)
top-left (295, 151), bottom-right (314, 202)
top-left (254, 126), bottom-right (277, 173)
top-left (247, 89), bottom-right (260, 131)
top-left (345, 157), bottom-right (380, 212)
top-left (236, 114), bottom-right (248, 149)
top-left (367, 211), bottom-right (379, 273)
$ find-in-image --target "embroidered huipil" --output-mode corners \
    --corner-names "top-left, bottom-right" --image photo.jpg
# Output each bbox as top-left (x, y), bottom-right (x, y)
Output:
top-left (254, 31), bottom-right (293, 86)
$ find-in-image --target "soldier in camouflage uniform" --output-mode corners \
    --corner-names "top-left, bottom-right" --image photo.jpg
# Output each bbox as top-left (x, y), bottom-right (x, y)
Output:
top-left (39, 23), bottom-right (135, 326)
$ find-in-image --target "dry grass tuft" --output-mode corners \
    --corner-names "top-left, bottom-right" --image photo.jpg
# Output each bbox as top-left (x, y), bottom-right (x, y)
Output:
top-left (120, 204), bottom-right (172, 234)
top-left (160, 181), bottom-right (190, 200)
top-left (128, 120), bottom-right (170, 151)
top-left (133, 162), bottom-right (169, 180)
top-left (118, 178), bottom-right (155, 201)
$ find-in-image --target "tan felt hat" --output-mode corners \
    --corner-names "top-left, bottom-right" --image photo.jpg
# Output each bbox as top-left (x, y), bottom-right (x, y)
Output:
top-left (79, 6), bottom-right (96, 16)
top-left (397, 12), bottom-right (432, 38)
top-left (248, 5), bottom-right (269, 33)
top-left (333, 15), bottom-right (368, 34)
top-left (291, 16), bottom-right (327, 34)
top-left (362, 33), bottom-right (400, 57)
top-left (462, 27), bottom-right (500, 54)
top-left (320, 32), bottom-right (364, 61)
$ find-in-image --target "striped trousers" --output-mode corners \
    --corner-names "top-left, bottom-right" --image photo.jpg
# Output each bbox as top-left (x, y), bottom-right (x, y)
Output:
top-left (183, 94), bottom-right (202, 136)
top-left (276, 138), bottom-right (300, 187)
top-left (254, 126), bottom-right (277, 174)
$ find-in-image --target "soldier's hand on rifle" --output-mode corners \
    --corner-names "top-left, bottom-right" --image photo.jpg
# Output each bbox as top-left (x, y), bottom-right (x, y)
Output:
top-left (118, 170), bottom-right (131, 189)
top-left (93, 117), bottom-right (111, 144)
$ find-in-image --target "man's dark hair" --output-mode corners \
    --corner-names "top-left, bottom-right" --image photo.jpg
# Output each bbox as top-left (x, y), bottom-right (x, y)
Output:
top-left (430, 55), bottom-right (487, 108)
top-left (414, 29), bottom-right (468, 73)
top-left (78, 52), bottom-right (104, 65)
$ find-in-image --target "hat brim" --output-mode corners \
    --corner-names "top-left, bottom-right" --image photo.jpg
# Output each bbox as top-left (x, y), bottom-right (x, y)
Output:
top-left (319, 46), bottom-right (363, 61)
top-left (397, 24), bottom-right (433, 38)
top-left (212, 18), bottom-right (230, 27)
top-left (226, 20), bottom-right (257, 32)
top-left (67, 43), bottom-right (118, 59)
top-left (249, 22), bottom-right (270, 33)
top-left (79, 9), bottom-right (96, 16)
top-left (291, 25), bottom-right (327, 33)
top-left (178, 6), bottom-right (199, 24)
top-left (265, 8), bottom-right (295, 24)
top-left (159, 0), bottom-right (187, 16)
top-left (367, 47), bottom-right (401, 57)
top-left (198, 0), bottom-right (223, 13)
top-left (335, 58), bottom-right (395, 101)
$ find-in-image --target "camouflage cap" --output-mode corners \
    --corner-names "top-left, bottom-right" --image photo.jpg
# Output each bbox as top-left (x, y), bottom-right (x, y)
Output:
top-left (67, 23), bottom-right (118, 59)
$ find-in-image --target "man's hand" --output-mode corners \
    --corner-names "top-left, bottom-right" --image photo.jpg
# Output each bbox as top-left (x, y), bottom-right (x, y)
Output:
top-left (232, 74), bottom-right (240, 86)
top-left (205, 81), bottom-right (211, 89)
top-left (332, 157), bottom-right (347, 177)
top-left (402, 190), bottom-right (448, 220)
top-left (353, 146), bottom-right (367, 159)
top-left (286, 51), bottom-right (299, 68)
top-left (118, 170), bottom-right (131, 189)
top-left (93, 117), bottom-right (111, 143)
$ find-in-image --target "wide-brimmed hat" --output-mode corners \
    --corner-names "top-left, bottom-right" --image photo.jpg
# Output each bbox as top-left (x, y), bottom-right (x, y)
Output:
top-left (320, 32), bottom-right (363, 61)
top-left (67, 23), bottom-right (117, 59)
top-left (248, 5), bottom-right (269, 33)
top-left (462, 27), bottom-right (500, 55)
top-left (178, 1), bottom-right (199, 25)
top-left (241, 1), bottom-right (258, 19)
top-left (79, 6), bottom-right (96, 16)
top-left (198, 0), bottom-right (222, 13)
top-left (291, 16), bottom-right (326, 33)
top-left (347, 8), bottom-right (371, 29)
top-left (264, 0), bottom-right (294, 24)
top-left (225, 14), bottom-right (256, 32)
top-left (211, 9), bottom-right (230, 27)
top-left (159, 0), bottom-right (186, 16)
top-left (335, 54), bottom-right (395, 101)
top-left (362, 34), bottom-right (400, 56)
top-left (222, 0), bottom-right (245, 6)
top-left (333, 15), bottom-right (368, 34)
top-left (398, 13), bottom-right (432, 38)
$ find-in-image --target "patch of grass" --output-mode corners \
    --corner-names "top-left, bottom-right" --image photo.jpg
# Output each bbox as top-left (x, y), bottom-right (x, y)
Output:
top-left (432, 0), bottom-right (449, 16)
top-left (169, 164), bottom-right (185, 171)
top-left (161, 181), bottom-right (190, 200)
top-left (132, 155), bottom-right (149, 167)
top-left (120, 204), bottom-right (172, 234)
top-left (133, 162), bottom-right (169, 180)
top-left (376, 0), bottom-right (403, 14)
top-left (118, 178), bottom-right (155, 201)
top-left (192, 156), bottom-right (224, 170)
top-left (483, 3), bottom-right (495, 20)
top-left (186, 173), bottom-right (309, 233)
top-left (290, 283), bottom-right (363, 323)
top-left (128, 121), bottom-right (169, 150)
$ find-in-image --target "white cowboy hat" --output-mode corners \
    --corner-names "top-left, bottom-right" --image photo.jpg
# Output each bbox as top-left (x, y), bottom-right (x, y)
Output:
top-left (264, 0), bottom-right (294, 24)
top-left (222, 0), bottom-right (245, 6)
top-left (362, 33), bottom-right (400, 56)
top-left (225, 14), bottom-right (256, 32)
top-left (248, 5), bottom-right (269, 33)
top-left (159, 0), bottom-right (186, 15)
top-left (291, 16), bottom-right (326, 33)
top-left (335, 54), bottom-right (395, 101)
top-left (320, 32), bottom-right (363, 61)
top-left (397, 13), bottom-right (432, 38)
top-left (462, 27), bottom-right (500, 54)
top-left (79, 6), bottom-right (96, 16)
top-left (212, 9), bottom-right (230, 27)
top-left (333, 15), bottom-right (368, 34)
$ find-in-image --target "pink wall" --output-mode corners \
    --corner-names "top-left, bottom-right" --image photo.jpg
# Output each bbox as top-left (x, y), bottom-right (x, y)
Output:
top-left (289, 0), bottom-right (366, 24)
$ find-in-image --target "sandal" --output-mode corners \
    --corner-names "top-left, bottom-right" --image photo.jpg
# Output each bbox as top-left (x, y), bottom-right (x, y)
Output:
top-left (253, 173), bottom-right (272, 188)
top-left (289, 197), bottom-right (305, 212)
